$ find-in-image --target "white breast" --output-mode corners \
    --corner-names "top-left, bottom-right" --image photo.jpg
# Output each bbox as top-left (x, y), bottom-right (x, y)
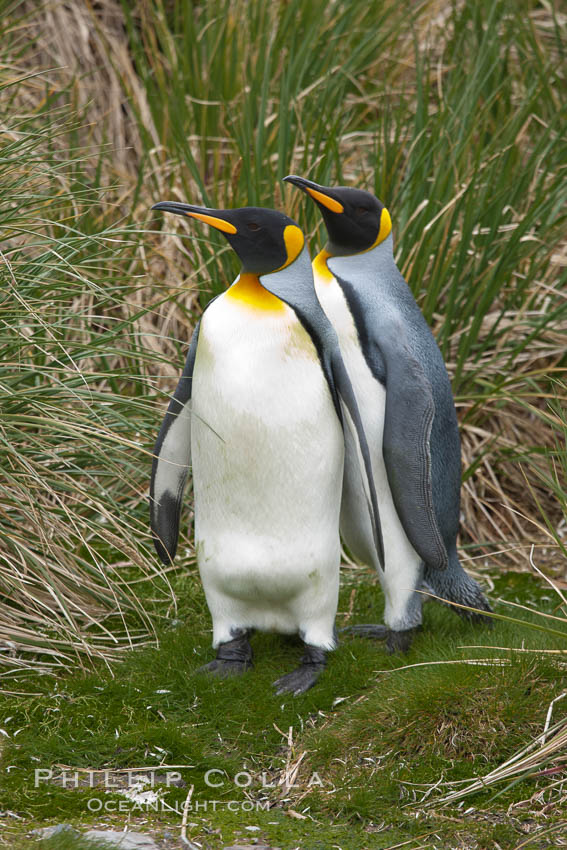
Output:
top-left (190, 291), bottom-right (343, 648)
top-left (314, 274), bottom-right (386, 562)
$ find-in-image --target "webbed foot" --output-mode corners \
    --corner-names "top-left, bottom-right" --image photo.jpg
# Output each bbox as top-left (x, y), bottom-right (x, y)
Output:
top-left (385, 626), bottom-right (419, 654)
top-left (197, 658), bottom-right (251, 677)
top-left (340, 623), bottom-right (389, 640)
top-left (341, 623), bottom-right (419, 654)
top-left (273, 644), bottom-right (326, 696)
top-left (422, 573), bottom-right (493, 626)
top-left (197, 630), bottom-right (253, 678)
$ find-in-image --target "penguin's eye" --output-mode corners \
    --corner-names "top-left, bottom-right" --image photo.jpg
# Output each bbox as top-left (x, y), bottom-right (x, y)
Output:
top-left (247, 222), bottom-right (261, 231)
top-left (355, 206), bottom-right (369, 216)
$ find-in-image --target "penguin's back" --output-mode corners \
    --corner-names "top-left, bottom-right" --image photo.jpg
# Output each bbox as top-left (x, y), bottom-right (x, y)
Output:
top-left (326, 242), bottom-right (462, 556)
top-left (313, 263), bottom-right (420, 575)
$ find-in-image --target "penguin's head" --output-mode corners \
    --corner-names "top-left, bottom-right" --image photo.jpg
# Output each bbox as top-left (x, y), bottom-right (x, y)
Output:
top-left (151, 202), bottom-right (305, 275)
top-left (283, 175), bottom-right (392, 256)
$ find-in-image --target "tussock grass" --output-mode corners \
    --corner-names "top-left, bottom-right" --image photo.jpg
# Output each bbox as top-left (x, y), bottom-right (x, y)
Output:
top-left (31, 0), bottom-right (567, 563)
top-left (2, 1), bottom-right (563, 671)
top-left (0, 65), bottom-right (177, 669)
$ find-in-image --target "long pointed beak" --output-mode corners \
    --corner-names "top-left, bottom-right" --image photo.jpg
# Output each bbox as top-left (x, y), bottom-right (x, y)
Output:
top-left (283, 175), bottom-right (344, 214)
top-left (151, 202), bottom-right (237, 234)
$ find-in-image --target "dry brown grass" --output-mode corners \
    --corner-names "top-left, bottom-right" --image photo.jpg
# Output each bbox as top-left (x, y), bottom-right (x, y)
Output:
top-left (1, 0), bottom-right (565, 671)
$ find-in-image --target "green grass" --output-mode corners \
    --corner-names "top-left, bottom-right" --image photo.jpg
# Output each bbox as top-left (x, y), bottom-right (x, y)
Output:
top-left (2, 571), bottom-right (567, 848)
top-left (14, 836), bottom-right (115, 850)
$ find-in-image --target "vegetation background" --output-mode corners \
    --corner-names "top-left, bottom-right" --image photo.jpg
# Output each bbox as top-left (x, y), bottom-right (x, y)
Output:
top-left (0, 0), bottom-right (566, 848)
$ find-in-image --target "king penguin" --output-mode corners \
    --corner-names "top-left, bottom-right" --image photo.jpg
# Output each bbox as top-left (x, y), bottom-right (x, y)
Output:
top-left (149, 201), bottom-right (383, 694)
top-left (284, 175), bottom-right (491, 652)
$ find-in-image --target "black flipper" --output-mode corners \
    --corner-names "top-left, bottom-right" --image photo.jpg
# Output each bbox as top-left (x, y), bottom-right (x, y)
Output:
top-left (150, 319), bottom-right (201, 564)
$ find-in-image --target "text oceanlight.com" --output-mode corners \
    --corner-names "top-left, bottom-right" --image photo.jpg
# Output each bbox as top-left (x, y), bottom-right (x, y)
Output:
top-left (86, 798), bottom-right (272, 813)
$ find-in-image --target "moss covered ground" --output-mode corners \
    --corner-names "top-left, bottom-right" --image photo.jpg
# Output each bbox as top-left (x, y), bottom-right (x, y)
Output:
top-left (2, 568), bottom-right (566, 849)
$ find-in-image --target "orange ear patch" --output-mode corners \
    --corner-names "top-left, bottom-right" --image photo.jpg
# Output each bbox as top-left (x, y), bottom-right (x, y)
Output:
top-left (365, 207), bottom-right (393, 252)
top-left (279, 224), bottom-right (305, 269)
top-left (377, 207), bottom-right (392, 245)
top-left (272, 225), bottom-right (305, 271)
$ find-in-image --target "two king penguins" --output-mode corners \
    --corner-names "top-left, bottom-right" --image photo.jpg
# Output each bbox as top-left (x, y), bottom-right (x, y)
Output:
top-left (150, 176), bottom-right (491, 696)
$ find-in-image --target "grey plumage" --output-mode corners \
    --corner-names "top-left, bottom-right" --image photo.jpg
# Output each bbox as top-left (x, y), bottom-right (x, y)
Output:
top-left (283, 174), bottom-right (491, 634)
top-left (328, 238), bottom-right (491, 620)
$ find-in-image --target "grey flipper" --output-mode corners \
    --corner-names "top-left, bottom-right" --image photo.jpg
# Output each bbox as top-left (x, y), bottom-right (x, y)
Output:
top-left (260, 246), bottom-right (385, 568)
top-left (371, 323), bottom-right (448, 570)
top-left (328, 243), bottom-right (455, 572)
top-left (150, 319), bottom-right (201, 564)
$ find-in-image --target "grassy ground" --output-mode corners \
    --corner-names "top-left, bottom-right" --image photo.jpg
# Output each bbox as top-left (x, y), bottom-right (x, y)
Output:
top-left (1, 0), bottom-right (566, 847)
top-left (1, 570), bottom-right (567, 848)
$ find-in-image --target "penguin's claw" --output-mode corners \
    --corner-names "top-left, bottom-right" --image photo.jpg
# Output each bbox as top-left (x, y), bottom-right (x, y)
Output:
top-left (273, 665), bottom-right (325, 696)
top-left (340, 623), bottom-right (389, 640)
top-left (385, 627), bottom-right (419, 655)
top-left (453, 599), bottom-right (494, 627)
top-left (273, 644), bottom-right (326, 696)
top-left (197, 658), bottom-right (253, 678)
top-left (341, 623), bottom-right (419, 654)
top-left (197, 631), bottom-right (253, 678)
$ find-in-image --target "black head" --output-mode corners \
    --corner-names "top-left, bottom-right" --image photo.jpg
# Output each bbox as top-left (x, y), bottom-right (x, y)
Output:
top-left (284, 175), bottom-right (392, 256)
top-left (151, 202), bottom-right (305, 275)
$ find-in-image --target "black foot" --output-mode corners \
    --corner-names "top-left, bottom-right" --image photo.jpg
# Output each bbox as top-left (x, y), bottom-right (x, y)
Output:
top-left (340, 623), bottom-right (389, 640)
top-left (197, 631), bottom-right (253, 678)
top-left (341, 623), bottom-right (419, 654)
top-left (197, 658), bottom-right (251, 677)
top-left (386, 626), bottom-right (420, 655)
top-left (273, 644), bottom-right (326, 696)
top-left (433, 594), bottom-right (494, 626)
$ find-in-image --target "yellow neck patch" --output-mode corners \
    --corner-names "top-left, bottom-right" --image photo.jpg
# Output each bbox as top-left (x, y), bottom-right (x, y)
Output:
top-left (226, 273), bottom-right (285, 312)
top-left (312, 249), bottom-right (333, 283)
